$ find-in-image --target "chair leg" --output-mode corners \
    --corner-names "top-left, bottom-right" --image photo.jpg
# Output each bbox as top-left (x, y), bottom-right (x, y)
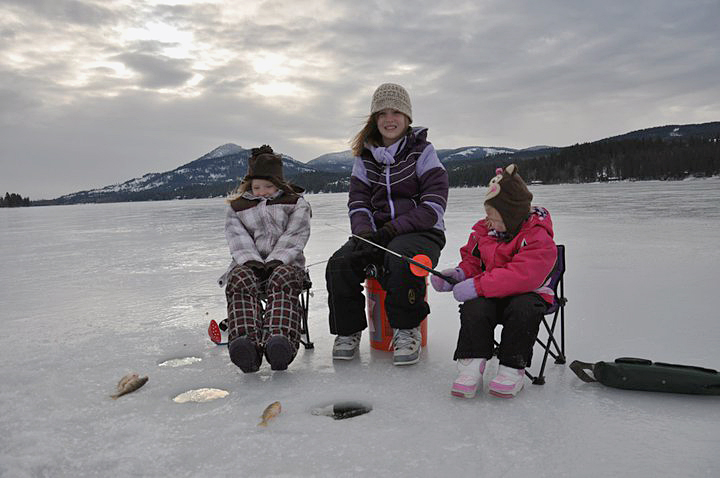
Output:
top-left (530, 308), bottom-right (565, 385)
top-left (494, 302), bottom-right (566, 386)
top-left (299, 288), bottom-right (314, 349)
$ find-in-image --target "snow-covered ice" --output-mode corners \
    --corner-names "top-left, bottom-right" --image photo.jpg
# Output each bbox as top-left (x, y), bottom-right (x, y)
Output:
top-left (1, 180), bottom-right (719, 477)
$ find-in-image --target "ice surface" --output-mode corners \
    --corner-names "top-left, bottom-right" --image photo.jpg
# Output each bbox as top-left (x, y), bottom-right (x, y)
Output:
top-left (1, 180), bottom-right (719, 477)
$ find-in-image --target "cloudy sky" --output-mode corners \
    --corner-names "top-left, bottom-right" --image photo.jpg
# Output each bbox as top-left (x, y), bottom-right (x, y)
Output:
top-left (1, 0), bottom-right (718, 199)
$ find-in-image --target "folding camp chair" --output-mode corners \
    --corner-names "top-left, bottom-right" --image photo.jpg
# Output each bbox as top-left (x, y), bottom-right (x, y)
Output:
top-left (494, 244), bottom-right (567, 385)
top-left (209, 272), bottom-right (314, 349)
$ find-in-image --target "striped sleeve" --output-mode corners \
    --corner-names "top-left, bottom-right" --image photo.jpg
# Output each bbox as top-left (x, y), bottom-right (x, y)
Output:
top-left (347, 157), bottom-right (375, 234)
top-left (392, 144), bottom-right (449, 234)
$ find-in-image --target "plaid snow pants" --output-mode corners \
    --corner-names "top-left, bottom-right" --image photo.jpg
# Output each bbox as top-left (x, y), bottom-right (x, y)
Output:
top-left (225, 263), bottom-right (306, 354)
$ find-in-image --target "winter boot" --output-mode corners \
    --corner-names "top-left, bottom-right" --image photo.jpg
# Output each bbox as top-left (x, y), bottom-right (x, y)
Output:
top-left (332, 332), bottom-right (361, 360)
top-left (228, 337), bottom-right (262, 373)
top-left (489, 364), bottom-right (526, 398)
top-left (451, 358), bottom-right (487, 398)
top-left (265, 335), bottom-right (294, 371)
top-left (392, 327), bottom-right (422, 366)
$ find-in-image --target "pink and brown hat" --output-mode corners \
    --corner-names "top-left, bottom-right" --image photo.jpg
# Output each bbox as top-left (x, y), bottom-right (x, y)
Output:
top-left (484, 164), bottom-right (533, 236)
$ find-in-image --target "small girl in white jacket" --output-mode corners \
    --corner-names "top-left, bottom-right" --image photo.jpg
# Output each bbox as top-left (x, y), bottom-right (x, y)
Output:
top-left (220, 145), bottom-right (311, 372)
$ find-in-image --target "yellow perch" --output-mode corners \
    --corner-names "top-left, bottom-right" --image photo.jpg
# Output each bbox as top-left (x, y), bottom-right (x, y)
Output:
top-left (258, 401), bottom-right (281, 426)
top-left (111, 373), bottom-right (149, 399)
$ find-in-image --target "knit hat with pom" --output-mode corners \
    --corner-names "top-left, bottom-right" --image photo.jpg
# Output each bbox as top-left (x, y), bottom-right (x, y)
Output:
top-left (245, 145), bottom-right (284, 184)
top-left (484, 164), bottom-right (533, 236)
top-left (370, 83), bottom-right (412, 122)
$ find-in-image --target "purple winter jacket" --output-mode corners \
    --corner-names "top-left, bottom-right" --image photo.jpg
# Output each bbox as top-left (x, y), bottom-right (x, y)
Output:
top-left (348, 127), bottom-right (449, 235)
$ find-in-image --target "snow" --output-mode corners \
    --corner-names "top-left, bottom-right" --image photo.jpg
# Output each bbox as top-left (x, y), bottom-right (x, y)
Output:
top-left (203, 143), bottom-right (245, 159)
top-left (1, 180), bottom-right (720, 477)
top-left (482, 147), bottom-right (514, 156)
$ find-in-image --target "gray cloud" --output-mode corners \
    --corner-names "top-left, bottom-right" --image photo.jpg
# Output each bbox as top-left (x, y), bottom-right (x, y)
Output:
top-left (1, 0), bottom-right (718, 199)
top-left (2, 0), bottom-right (117, 25)
top-left (113, 50), bottom-right (194, 88)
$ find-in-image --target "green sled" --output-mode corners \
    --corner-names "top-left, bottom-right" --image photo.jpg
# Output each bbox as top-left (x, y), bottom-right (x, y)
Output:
top-left (570, 357), bottom-right (720, 395)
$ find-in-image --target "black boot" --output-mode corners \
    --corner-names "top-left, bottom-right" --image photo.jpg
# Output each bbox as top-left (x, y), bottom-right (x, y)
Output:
top-left (265, 335), bottom-right (294, 371)
top-left (228, 337), bottom-right (262, 373)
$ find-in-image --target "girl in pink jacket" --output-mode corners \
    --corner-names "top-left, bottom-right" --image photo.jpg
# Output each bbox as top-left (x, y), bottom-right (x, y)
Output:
top-left (431, 164), bottom-right (557, 398)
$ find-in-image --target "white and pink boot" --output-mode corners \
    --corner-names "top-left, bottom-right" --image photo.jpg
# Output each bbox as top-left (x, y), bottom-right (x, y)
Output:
top-left (489, 364), bottom-right (526, 398)
top-left (451, 358), bottom-right (487, 398)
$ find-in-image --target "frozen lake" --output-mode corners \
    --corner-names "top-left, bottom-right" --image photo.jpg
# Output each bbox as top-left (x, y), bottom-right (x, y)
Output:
top-left (1, 179), bottom-right (719, 477)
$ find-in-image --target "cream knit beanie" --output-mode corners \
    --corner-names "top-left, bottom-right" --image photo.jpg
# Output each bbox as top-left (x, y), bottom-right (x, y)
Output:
top-left (370, 83), bottom-right (412, 122)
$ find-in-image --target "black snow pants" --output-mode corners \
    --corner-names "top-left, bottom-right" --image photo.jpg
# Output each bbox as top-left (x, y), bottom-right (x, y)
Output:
top-left (326, 229), bottom-right (445, 336)
top-left (453, 293), bottom-right (548, 369)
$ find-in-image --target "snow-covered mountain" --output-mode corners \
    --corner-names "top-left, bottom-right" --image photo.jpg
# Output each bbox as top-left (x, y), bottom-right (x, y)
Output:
top-left (47, 121), bottom-right (720, 204)
top-left (54, 144), bottom-right (316, 204)
top-left (437, 146), bottom-right (517, 162)
top-left (306, 151), bottom-right (356, 173)
top-left (306, 146), bottom-right (518, 173)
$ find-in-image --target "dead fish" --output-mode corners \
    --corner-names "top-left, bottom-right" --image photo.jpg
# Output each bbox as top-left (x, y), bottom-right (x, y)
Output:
top-left (258, 401), bottom-right (281, 426)
top-left (111, 373), bottom-right (149, 399)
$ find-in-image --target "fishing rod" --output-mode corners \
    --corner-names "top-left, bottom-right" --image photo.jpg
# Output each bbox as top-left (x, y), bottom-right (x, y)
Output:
top-left (305, 259), bottom-right (330, 269)
top-left (326, 223), bottom-right (460, 285)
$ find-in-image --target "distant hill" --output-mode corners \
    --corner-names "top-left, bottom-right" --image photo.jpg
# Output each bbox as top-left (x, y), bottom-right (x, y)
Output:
top-left (305, 151), bottom-right (355, 173)
top-left (602, 122), bottom-right (720, 142)
top-left (40, 121), bottom-right (720, 205)
top-left (51, 144), bottom-right (315, 204)
top-left (308, 145), bottom-right (519, 173)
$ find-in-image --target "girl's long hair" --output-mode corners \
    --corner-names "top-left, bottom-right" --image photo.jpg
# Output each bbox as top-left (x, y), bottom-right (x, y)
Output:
top-left (350, 113), bottom-right (383, 157)
top-left (350, 112), bottom-right (412, 156)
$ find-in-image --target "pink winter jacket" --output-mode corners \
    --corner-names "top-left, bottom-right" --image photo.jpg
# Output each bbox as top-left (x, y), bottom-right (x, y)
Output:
top-left (457, 206), bottom-right (557, 304)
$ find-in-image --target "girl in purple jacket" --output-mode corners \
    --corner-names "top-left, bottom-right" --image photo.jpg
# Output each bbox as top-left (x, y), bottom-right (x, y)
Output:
top-left (326, 83), bottom-right (449, 366)
top-left (431, 164), bottom-right (557, 398)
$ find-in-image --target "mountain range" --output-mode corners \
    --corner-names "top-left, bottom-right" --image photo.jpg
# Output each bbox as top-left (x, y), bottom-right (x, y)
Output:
top-left (47, 122), bottom-right (720, 205)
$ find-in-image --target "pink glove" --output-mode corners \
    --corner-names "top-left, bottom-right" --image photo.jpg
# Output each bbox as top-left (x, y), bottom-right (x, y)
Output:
top-left (452, 278), bottom-right (479, 302)
top-left (430, 268), bottom-right (465, 292)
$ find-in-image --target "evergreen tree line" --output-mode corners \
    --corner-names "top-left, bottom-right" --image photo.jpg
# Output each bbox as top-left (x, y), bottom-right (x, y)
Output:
top-left (448, 137), bottom-right (720, 187)
top-left (1, 192), bottom-right (30, 207)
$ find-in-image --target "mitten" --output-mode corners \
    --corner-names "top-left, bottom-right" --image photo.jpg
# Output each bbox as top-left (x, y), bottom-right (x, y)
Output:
top-left (430, 268), bottom-right (465, 292)
top-left (452, 277), bottom-right (480, 302)
top-left (263, 260), bottom-right (283, 281)
top-left (351, 232), bottom-right (377, 258)
top-left (244, 260), bottom-right (266, 278)
top-left (373, 223), bottom-right (397, 248)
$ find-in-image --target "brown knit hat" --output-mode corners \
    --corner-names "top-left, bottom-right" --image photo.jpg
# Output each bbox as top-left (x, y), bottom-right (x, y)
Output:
top-left (244, 145), bottom-right (284, 184)
top-left (484, 164), bottom-right (533, 236)
top-left (371, 83), bottom-right (412, 122)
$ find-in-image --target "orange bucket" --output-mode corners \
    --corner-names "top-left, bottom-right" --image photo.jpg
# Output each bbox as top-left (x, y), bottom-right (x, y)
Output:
top-left (365, 278), bottom-right (428, 351)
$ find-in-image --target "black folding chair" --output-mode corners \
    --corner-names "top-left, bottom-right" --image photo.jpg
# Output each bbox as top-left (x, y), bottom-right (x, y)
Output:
top-left (211, 272), bottom-right (314, 349)
top-left (494, 244), bottom-right (567, 385)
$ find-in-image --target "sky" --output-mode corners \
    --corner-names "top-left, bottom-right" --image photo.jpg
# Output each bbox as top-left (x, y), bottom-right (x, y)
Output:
top-left (1, 0), bottom-right (719, 200)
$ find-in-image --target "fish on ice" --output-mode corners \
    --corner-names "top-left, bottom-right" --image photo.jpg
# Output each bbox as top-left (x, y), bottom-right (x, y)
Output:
top-left (111, 373), bottom-right (149, 399)
top-left (173, 388), bottom-right (229, 403)
top-left (258, 401), bottom-right (281, 426)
